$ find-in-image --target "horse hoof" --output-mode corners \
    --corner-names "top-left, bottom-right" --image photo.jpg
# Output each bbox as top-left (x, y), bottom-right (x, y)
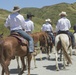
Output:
top-left (56, 68), bottom-right (59, 71)
top-left (47, 57), bottom-right (50, 60)
top-left (35, 66), bottom-right (37, 68)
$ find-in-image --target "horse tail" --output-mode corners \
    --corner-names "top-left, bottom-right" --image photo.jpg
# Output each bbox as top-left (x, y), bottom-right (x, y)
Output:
top-left (59, 36), bottom-right (72, 64)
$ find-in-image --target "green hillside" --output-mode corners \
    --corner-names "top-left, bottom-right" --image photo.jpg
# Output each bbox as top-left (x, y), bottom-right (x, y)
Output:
top-left (0, 2), bottom-right (76, 36)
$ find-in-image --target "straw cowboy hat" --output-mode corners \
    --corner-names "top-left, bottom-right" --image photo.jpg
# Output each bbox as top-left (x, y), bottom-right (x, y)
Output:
top-left (59, 11), bottom-right (67, 16)
top-left (45, 18), bottom-right (52, 22)
top-left (12, 6), bottom-right (21, 13)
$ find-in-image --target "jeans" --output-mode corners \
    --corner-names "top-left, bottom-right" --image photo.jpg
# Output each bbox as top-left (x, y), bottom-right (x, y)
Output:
top-left (49, 33), bottom-right (55, 45)
top-left (68, 31), bottom-right (75, 47)
top-left (46, 31), bottom-right (55, 45)
top-left (11, 29), bottom-right (34, 52)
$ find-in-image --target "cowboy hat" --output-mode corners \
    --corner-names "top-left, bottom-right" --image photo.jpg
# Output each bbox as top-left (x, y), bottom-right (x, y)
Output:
top-left (45, 18), bottom-right (52, 22)
top-left (59, 11), bottom-right (67, 16)
top-left (12, 6), bottom-right (21, 13)
top-left (27, 13), bottom-right (34, 18)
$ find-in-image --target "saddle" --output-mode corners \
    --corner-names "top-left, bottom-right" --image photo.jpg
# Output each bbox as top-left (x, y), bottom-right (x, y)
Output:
top-left (9, 32), bottom-right (28, 46)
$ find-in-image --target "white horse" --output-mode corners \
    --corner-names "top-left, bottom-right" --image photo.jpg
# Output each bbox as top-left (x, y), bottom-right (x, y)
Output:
top-left (55, 34), bottom-right (72, 71)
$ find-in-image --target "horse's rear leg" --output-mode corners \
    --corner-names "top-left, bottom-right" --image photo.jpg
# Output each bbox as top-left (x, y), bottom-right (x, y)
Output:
top-left (1, 59), bottom-right (10, 75)
top-left (55, 52), bottom-right (59, 71)
top-left (46, 46), bottom-right (50, 60)
top-left (39, 46), bottom-right (42, 60)
top-left (16, 56), bottom-right (20, 69)
top-left (1, 67), bottom-right (9, 75)
top-left (59, 49), bottom-right (63, 61)
top-left (19, 56), bottom-right (26, 75)
top-left (32, 54), bottom-right (37, 68)
top-left (27, 53), bottom-right (32, 75)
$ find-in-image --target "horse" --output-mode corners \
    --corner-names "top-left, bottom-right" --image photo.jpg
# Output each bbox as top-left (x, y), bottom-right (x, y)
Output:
top-left (55, 34), bottom-right (72, 71)
top-left (30, 31), bottom-right (48, 67)
top-left (30, 31), bottom-right (48, 58)
top-left (0, 33), bottom-right (32, 75)
top-left (73, 33), bottom-right (76, 55)
top-left (16, 31), bottom-right (48, 69)
top-left (45, 32), bottom-right (55, 60)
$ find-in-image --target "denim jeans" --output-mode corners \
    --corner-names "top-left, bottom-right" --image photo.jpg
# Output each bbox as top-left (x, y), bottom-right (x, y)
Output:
top-left (11, 29), bottom-right (34, 52)
top-left (49, 33), bottom-right (55, 45)
top-left (67, 31), bottom-right (75, 47)
top-left (46, 31), bottom-right (55, 45)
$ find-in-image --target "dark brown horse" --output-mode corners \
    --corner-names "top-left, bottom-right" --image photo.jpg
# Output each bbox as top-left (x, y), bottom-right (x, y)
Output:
top-left (0, 33), bottom-right (32, 75)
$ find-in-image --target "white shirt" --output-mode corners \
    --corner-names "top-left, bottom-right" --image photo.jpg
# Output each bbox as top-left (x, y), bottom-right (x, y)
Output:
top-left (25, 19), bottom-right (34, 32)
top-left (4, 12), bottom-right (26, 31)
top-left (56, 17), bottom-right (71, 31)
top-left (41, 22), bottom-right (53, 31)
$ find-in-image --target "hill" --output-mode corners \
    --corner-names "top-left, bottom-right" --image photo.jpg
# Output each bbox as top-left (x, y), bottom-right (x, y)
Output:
top-left (0, 2), bottom-right (76, 35)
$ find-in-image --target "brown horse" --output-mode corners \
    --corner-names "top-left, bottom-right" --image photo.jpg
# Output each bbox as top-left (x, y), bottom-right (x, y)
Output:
top-left (29, 31), bottom-right (48, 68)
top-left (45, 32), bottom-right (55, 60)
top-left (0, 33), bottom-right (32, 75)
top-left (16, 31), bottom-right (48, 69)
top-left (31, 31), bottom-right (48, 56)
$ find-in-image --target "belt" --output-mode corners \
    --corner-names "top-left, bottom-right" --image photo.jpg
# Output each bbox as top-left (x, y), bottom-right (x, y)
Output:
top-left (11, 29), bottom-right (22, 33)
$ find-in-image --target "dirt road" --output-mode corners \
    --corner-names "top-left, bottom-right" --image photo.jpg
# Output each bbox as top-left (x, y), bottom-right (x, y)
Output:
top-left (0, 50), bottom-right (76, 75)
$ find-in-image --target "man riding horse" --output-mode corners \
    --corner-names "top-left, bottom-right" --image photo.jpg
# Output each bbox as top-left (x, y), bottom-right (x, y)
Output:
top-left (41, 18), bottom-right (55, 46)
top-left (25, 13), bottom-right (34, 34)
top-left (4, 6), bottom-right (34, 53)
top-left (56, 11), bottom-right (75, 49)
top-left (2, 6), bottom-right (34, 75)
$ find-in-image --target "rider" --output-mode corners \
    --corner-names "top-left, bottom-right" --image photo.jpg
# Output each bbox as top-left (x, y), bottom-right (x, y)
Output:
top-left (56, 11), bottom-right (75, 48)
top-left (4, 6), bottom-right (34, 53)
top-left (25, 13), bottom-right (34, 34)
top-left (41, 18), bottom-right (55, 45)
top-left (73, 24), bottom-right (76, 33)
